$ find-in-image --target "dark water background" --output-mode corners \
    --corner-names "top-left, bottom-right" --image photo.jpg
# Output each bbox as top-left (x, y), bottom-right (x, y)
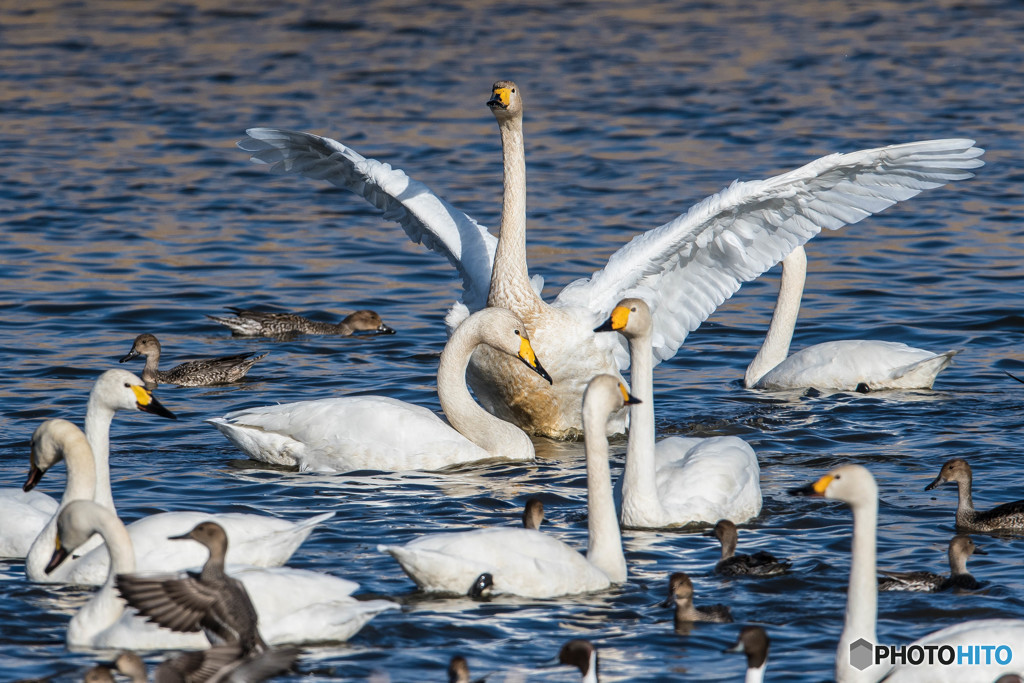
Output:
top-left (2, 0), bottom-right (1024, 680)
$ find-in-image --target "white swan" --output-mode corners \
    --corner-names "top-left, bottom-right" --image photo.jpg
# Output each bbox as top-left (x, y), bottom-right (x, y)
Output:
top-left (596, 298), bottom-right (761, 527)
top-left (378, 374), bottom-right (632, 598)
top-left (792, 464), bottom-right (1024, 682)
top-left (744, 245), bottom-right (959, 391)
top-left (0, 489), bottom-right (57, 559)
top-left (207, 307), bottom-right (551, 472)
top-left (24, 417), bottom-right (334, 586)
top-left (46, 500), bottom-right (396, 650)
top-left (238, 81), bottom-right (983, 438)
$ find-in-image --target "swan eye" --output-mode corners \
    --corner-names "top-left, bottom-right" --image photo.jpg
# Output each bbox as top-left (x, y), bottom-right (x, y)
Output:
top-left (511, 87), bottom-right (516, 93)
top-left (124, 383), bottom-right (131, 388)
top-left (514, 329), bottom-right (521, 336)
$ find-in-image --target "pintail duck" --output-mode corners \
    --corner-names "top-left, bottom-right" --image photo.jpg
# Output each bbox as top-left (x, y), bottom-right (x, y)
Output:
top-left (878, 535), bottom-right (986, 592)
top-left (724, 626), bottom-right (770, 683)
top-left (662, 571), bottom-right (733, 627)
top-left (120, 333), bottom-right (267, 387)
top-left (206, 307), bottom-right (394, 337)
top-left (557, 640), bottom-right (598, 683)
top-left (90, 646), bottom-right (299, 683)
top-left (925, 458), bottom-right (1024, 532)
top-left (522, 497), bottom-right (544, 530)
top-left (447, 655), bottom-right (487, 683)
top-left (707, 520), bottom-right (791, 577)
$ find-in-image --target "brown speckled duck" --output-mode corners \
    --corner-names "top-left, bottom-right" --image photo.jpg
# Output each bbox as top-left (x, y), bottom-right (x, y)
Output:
top-left (120, 333), bottom-right (266, 387)
top-left (206, 307), bottom-right (394, 337)
top-left (926, 458), bottom-right (1024, 533)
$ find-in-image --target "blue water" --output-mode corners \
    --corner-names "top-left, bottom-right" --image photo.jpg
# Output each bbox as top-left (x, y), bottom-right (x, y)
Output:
top-left (3, 0), bottom-right (1024, 680)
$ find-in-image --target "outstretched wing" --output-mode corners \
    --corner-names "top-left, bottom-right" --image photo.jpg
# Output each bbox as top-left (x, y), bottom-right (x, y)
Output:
top-left (115, 572), bottom-right (216, 633)
top-left (554, 139), bottom-right (984, 362)
top-left (240, 128), bottom-right (498, 311)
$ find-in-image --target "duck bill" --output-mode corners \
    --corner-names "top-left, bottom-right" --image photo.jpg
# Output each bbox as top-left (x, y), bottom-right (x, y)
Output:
top-left (119, 349), bottom-right (140, 363)
top-left (659, 594), bottom-right (676, 609)
top-left (924, 474), bottom-right (946, 491)
top-left (167, 532), bottom-right (192, 541)
top-left (130, 385), bottom-right (177, 420)
top-left (973, 545), bottom-right (988, 555)
top-left (376, 324), bottom-right (396, 335)
top-left (722, 640), bottom-right (744, 654)
top-left (44, 545), bottom-right (70, 574)
top-left (22, 464), bottom-right (45, 492)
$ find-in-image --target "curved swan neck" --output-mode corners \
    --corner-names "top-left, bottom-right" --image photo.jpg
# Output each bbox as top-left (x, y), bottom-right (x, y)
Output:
top-left (744, 245), bottom-right (806, 387)
top-left (437, 315), bottom-right (534, 460)
top-left (84, 394), bottom-right (117, 515)
top-left (581, 399), bottom-right (627, 583)
top-left (94, 509), bottom-right (136, 579)
top-left (60, 433), bottom-right (97, 507)
top-left (622, 326), bottom-right (664, 523)
top-left (838, 494), bottom-right (878, 682)
top-left (487, 113), bottom-right (541, 313)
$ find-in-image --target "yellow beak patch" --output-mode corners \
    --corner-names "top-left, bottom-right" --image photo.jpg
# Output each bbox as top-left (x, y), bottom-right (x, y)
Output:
top-left (812, 474), bottom-right (834, 494)
top-left (491, 87), bottom-right (511, 107)
top-left (609, 306), bottom-right (630, 331)
top-left (618, 383), bottom-right (631, 403)
top-left (519, 337), bottom-right (538, 368)
top-left (130, 384), bottom-right (153, 407)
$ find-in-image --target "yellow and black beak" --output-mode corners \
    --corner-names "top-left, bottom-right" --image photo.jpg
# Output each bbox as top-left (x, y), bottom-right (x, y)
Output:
top-left (22, 464), bottom-right (45, 492)
top-left (130, 385), bottom-right (177, 420)
top-left (789, 474), bottom-right (834, 498)
top-left (517, 337), bottom-right (553, 385)
top-left (594, 305), bottom-right (629, 333)
top-left (487, 87), bottom-right (511, 110)
top-left (44, 538), bottom-right (69, 575)
top-left (618, 383), bottom-right (641, 406)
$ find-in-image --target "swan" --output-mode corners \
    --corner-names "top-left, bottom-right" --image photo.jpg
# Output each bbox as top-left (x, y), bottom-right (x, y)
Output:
top-left (661, 571), bottom-right (733, 626)
top-left (24, 418), bottom-right (334, 585)
top-left (378, 374), bottom-right (632, 598)
top-left (207, 307), bottom-right (551, 472)
top-left (238, 81), bottom-right (983, 438)
top-left (706, 519), bottom-right (791, 577)
top-left (924, 458), bottom-right (1024, 532)
top-left (877, 535), bottom-right (985, 592)
top-left (206, 307), bottom-right (394, 337)
top-left (119, 333), bottom-right (268, 387)
top-left (46, 500), bottom-right (396, 650)
top-left (743, 245), bottom-right (959, 391)
top-left (791, 464), bottom-right (1024, 682)
top-left (596, 297), bottom-right (761, 527)
top-left (0, 488), bottom-right (56, 560)
top-left (725, 626), bottom-right (770, 683)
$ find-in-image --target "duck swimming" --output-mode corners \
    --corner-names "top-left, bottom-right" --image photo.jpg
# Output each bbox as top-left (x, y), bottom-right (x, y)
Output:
top-left (207, 307), bottom-right (394, 337)
top-left (707, 520), bottom-right (791, 577)
top-left (661, 572), bottom-right (733, 627)
top-left (239, 82), bottom-right (982, 438)
top-left (878, 535), bottom-right (985, 592)
top-left (925, 458), bottom-right (1024, 533)
top-left (120, 333), bottom-right (267, 387)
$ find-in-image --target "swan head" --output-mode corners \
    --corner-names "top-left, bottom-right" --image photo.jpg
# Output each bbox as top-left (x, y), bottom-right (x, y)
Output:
top-left (557, 639), bottom-right (598, 680)
top-left (487, 80), bottom-right (523, 122)
top-left (24, 418), bottom-right (90, 492)
top-left (119, 333), bottom-right (160, 363)
top-left (925, 457), bottom-right (971, 491)
top-left (344, 310), bottom-right (395, 335)
top-left (789, 464), bottom-right (877, 510)
top-left (522, 497), bottom-right (545, 530)
top-left (593, 297), bottom-right (651, 338)
top-left (45, 499), bottom-right (107, 574)
top-left (724, 626), bottom-right (770, 671)
top-left (169, 521), bottom-right (229, 555)
top-left (582, 375), bottom-right (640, 434)
top-left (91, 369), bottom-right (177, 420)
top-left (471, 307), bottom-right (553, 384)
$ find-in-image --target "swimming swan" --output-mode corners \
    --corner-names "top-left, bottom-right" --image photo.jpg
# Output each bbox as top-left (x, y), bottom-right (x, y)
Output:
top-left (596, 298), bottom-right (761, 527)
top-left (239, 82), bottom-right (983, 438)
top-left (46, 500), bottom-right (395, 650)
top-left (24, 418), bottom-right (333, 585)
top-left (119, 333), bottom-right (267, 387)
top-left (208, 307), bottom-right (551, 472)
top-left (378, 374), bottom-right (633, 598)
top-left (791, 464), bottom-right (1024, 682)
top-left (743, 245), bottom-right (959, 391)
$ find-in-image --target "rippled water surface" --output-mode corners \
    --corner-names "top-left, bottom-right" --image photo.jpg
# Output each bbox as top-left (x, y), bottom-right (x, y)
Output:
top-left (3, 0), bottom-right (1024, 680)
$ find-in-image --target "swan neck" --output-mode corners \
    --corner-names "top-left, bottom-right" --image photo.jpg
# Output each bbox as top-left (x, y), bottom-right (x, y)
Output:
top-left (84, 393), bottom-right (117, 515)
top-left (94, 508), bottom-right (136, 580)
top-left (438, 316), bottom-right (533, 460)
top-left (744, 245), bottom-right (806, 387)
top-left (487, 115), bottom-right (539, 312)
top-left (582, 402), bottom-right (627, 583)
top-left (839, 496), bottom-right (878, 679)
top-left (622, 328), bottom-right (664, 524)
top-left (60, 434), bottom-right (97, 506)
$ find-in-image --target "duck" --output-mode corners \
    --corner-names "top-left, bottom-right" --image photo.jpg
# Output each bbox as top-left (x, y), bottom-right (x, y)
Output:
top-left (23, 417), bottom-right (334, 585)
top-left (724, 626), bottom-right (770, 683)
top-left (557, 640), bottom-right (598, 683)
top-left (791, 464), bottom-right (1024, 682)
top-left (522, 497), bottom-right (544, 530)
top-left (596, 298), bottom-right (761, 527)
top-left (743, 245), bottom-right (959, 391)
top-left (208, 307), bottom-right (551, 472)
top-left (119, 333), bottom-right (267, 387)
top-left (238, 83), bottom-right (983, 439)
top-left (707, 520), bottom-right (791, 577)
top-left (206, 307), bottom-right (394, 337)
top-left (878, 535), bottom-right (985, 592)
top-left (925, 458), bottom-right (1024, 533)
top-left (447, 655), bottom-right (486, 683)
top-left (89, 646), bottom-right (299, 683)
top-left (46, 500), bottom-right (396, 650)
top-left (662, 571), bottom-right (733, 627)
top-left (378, 374), bottom-right (632, 598)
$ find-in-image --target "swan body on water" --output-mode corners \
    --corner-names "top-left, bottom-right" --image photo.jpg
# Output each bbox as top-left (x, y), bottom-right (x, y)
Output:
top-left (119, 333), bottom-right (267, 387)
top-left (239, 82), bottom-right (983, 438)
top-left (792, 464), bottom-right (1024, 682)
top-left (24, 417), bottom-right (333, 586)
top-left (744, 246), bottom-right (959, 391)
top-left (378, 375), bottom-right (632, 598)
top-left (208, 307), bottom-right (551, 472)
top-left (0, 489), bottom-right (57, 560)
top-left (597, 298), bottom-right (761, 527)
top-left (47, 501), bottom-right (395, 650)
